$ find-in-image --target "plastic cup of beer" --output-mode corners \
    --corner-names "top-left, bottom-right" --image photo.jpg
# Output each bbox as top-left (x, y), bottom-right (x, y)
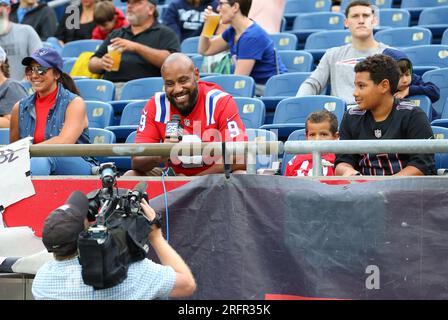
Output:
top-left (201, 12), bottom-right (220, 38)
top-left (107, 45), bottom-right (123, 72)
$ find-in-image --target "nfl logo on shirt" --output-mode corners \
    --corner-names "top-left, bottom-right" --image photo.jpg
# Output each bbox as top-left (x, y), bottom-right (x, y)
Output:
top-left (374, 129), bottom-right (382, 138)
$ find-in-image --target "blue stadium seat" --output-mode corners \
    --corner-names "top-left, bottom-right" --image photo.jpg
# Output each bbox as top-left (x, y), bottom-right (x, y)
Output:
top-left (283, 0), bottom-right (332, 30)
top-left (281, 128), bottom-right (306, 175)
top-left (75, 79), bottom-right (115, 102)
top-left (245, 128), bottom-right (279, 172)
top-left (442, 28), bottom-right (448, 45)
top-left (260, 72), bottom-right (313, 113)
top-left (120, 77), bottom-right (164, 100)
top-left (85, 101), bottom-right (114, 128)
top-left (431, 125), bottom-right (448, 170)
top-left (400, 0), bottom-right (448, 21)
top-left (105, 100), bottom-right (146, 142)
top-left (260, 95), bottom-right (346, 140)
top-left (88, 128), bottom-right (117, 164)
top-left (431, 98), bottom-right (448, 127)
top-left (402, 45), bottom-right (448, 75)
top-left (374, 27), bottom-right (432, 48)
top-left (201, 75), bottom-right (255, 97)
top-left (277, 50), bottom-right (313, 73)
top-left (418, 6), bottom-right (448, 39)
top-left (191, 54), bottom-right (204, 69)
top-left (106, 131), bottom-right (137, 172)
top-left (377, 8), bottom-right (411, 29)
top-left (180, 36), bottom-right (200, 55)
top-left (61, 40), bottom-right (103, 58)
top-left (0, 128), bottom-right (9, 145)
top-left (234, 97), bottom-right (266, 129)
top-left (269, 33), bottom-right (298, 51)
top-left (290, 12), bottom-right (345, 49)
top-left (45, 37), bottom-right (63, 54)
top-left (280, 16), bottom-right (287, 32)
top-left (407, 95), bottom-right (433, 121)
top-left (423, 68), bottom-right (448, 118)
top-left (62, 57), bottom-right (77, 74)
top-left (304, 30), bottom-right (352, 61)
top-left (341, 0), bottom-right (393, 12)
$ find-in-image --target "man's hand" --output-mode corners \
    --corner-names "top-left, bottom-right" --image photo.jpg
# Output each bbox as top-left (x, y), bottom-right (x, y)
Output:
top-left (394, 87), bottom-right (410, 100)
top-left (100, 54), bottom-right (114, 72)
top-left (110, 37), bottom-right (140, 53)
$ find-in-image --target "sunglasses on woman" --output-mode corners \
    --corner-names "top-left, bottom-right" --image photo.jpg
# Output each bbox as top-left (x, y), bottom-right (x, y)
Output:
top-left (25, 65), bottom-right (50, 76)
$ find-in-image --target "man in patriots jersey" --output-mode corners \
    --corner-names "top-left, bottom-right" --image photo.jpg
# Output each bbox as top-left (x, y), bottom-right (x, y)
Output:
top-left (285, 110), bottom-right (339, 177)
top-left (126, 52), bottom-right (247, 176)
top-left (334, 54), bottom-right (435, 176)
top-left (296, 1), bottom-right (388, 105)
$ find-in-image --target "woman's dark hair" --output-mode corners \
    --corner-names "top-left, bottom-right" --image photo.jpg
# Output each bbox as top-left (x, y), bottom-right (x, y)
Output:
top-left (354, 54), bottom-right (400, 94)
top-left (57, 71), bottom-right (81, 95)
top-left (0, 57), bottom-right (10, 78)
top-left (228, 0), bottom-right (252, 17)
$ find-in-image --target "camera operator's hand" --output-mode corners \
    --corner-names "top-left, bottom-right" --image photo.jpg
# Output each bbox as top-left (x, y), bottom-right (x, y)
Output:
top-left (140, 198), bottom-right (162, 237)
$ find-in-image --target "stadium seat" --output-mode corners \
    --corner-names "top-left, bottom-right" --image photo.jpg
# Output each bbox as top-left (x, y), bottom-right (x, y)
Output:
top-left (260, 72), bottom-right (313, 113)
top-left (374, 27), bottom-right (432, 48)
top-left (245, 128), bottom-right (279, 172)
top-left (88, 127), bottom-right (117, 164)
top-left (280, 16), bottom-right (287, 32)
top-left (75, 79), bottom-right (115, 102)
top-left (377, 8), bottom-right (411, 29)
top-left (431, 98), bottom-right (448, 127)
top-left (201, 75), bottom-right (255, 97)
top-left (431, 125), bottom-right (448, 171)
top-left (341, 0), bottom-right (393, 12)
top-left (418, 6), bottom-right (448, 39)
top-left (0, 128), bottom-right (9, 145)
top-left (44, 36), bottom-right (63, 54)
top-left (407, 95), bottom-right (433, 121)
top-left (62, 57), bottom-right (77, 74)
top-left (180, 36), bottom-right (200, 55)
top-left (283, 0), bottom-right (332, 30)
top-left (442, 28), bottom-right (448, 45)
top-left (120, 77), bottom-right (164, 101)
top-left (234, 97), bottom-right (266, 129)
top-left (260, 95), bottom-right (346, 140)
top-left (400, 0), bottom-right (448, 21)
top-left (277, 50), bottom-right (313, 73)
top-left (290, 12), bottom-right (345, 49)
top-left (280, 129), bottom-right (306, 175)
top-left (422, 68), bottom-right (448, 118)
top-left (402, 45), bottom-right (448, 75)
top-left (191, 54), bottom-right (204, 69)
top-left (106, 131), bottom-right (137, 172)
top-left (85, 101), bottom-right (114, 128)
top-left (304, 29), bottom-right (352, 61)
top-left (61, 40), bottom-right (103, 58)
top-left (105, 100), bottom-right (146, 142)
top-left (269, 32), bottom-right (298, 51)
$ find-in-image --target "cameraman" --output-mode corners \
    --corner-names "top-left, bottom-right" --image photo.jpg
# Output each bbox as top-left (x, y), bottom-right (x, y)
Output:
top-left (32, 191), bottom-right (196, 300)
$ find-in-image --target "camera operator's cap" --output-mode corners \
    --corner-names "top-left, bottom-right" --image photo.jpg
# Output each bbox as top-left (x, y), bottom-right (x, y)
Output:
top-left (42, 191), bottom-right (89, 256)
top-left (21, 48), bottom-right (63, 72)
top-left (120, 0), bottom-right (157, 4)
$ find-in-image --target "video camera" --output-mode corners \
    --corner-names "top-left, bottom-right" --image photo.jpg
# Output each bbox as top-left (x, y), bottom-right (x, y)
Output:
top-left (78, 162), bottom-right (161, 289)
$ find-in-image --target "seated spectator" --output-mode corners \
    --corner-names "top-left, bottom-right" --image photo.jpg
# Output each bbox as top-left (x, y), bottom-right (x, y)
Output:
top-left (248, 0), bottom-right (285, 34)
top-left (334, 54), bottom-right (436, 177)
top-left (88, 0), bottom-right (180, 98)
top-left (198, 0), bottom-right (287, 95)
top-left (163, 0), bottom-right (219, 42)
top-left (382, 48), bottom-right (440, 118)
top-left (331, 0), bottom-right (341, 12)
top-left (92, 0), bottom-right (128, 40)
top-left (296, 0), bottom-right (387, 106)
top-left (0, 46), bottom-right (27, 128)
top-left (55, 0), bottom-right (96, 46)
top-left (125, 53), bottom-right (247, 177)
top-left (285, 110), bottom-right (339, 177)
top-left (9, 48), bottom-right (96, 176)
top-left (9, 0), bottom-right (57, 41)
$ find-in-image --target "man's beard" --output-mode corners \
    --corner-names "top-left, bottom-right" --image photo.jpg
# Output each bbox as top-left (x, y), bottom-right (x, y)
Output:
top-left (168, 87), bottom-right (199, 117)
top-left (126, 13), bottom-right (140, 26)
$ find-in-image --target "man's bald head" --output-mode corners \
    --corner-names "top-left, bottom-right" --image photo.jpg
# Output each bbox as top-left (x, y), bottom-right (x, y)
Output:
top-left (161, 53), bottom-right (195, 75)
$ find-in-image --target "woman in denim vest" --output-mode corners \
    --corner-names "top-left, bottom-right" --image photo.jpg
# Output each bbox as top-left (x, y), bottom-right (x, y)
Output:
top-left (9, 48), bottom-right (95, 175)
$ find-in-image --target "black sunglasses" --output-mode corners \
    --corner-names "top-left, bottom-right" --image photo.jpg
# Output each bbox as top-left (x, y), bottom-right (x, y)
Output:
top-left (25, 65), bottom-right (51, 76)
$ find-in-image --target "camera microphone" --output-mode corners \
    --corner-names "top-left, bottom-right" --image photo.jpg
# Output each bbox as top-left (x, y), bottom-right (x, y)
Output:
top-left (165, 114), bottom-right (183, 142)
top-left (129, 181), bottom-right (148, 203)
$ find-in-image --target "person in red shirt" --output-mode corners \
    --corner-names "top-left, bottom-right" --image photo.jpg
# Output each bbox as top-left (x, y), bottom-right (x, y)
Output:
top-left (125, 52), bottom-right (247, 176)
top-left (91, 1), bottom-right (128, 40)
top-left (285, 110), bottom-right (339, 177)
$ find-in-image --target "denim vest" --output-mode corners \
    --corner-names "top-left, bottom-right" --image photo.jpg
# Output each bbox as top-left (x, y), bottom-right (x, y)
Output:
top-left (18, 83), bottom-right (90, 145)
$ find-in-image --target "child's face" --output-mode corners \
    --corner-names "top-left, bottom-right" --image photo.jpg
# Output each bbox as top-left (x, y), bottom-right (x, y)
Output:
top-left (306, 121), bottom-right (339, 141)
top-left (397, 71), bottom-right (411, 91)
top-left (99, 20), bottom-right (116, 33)
top-left (353, 71), bottom-right (384, 110)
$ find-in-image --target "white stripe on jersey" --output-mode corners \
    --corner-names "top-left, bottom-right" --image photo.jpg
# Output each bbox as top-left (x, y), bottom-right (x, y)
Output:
top-left (205, 89), bottom-right (228, 126)
top-left (154, 92), bottom-right (171, 123)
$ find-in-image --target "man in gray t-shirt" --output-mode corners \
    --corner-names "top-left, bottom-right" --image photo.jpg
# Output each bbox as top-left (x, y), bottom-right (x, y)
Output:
top-left (0, 0), bottom-right (41, 80)
top-left (297, 0), bottom-right (388, 105)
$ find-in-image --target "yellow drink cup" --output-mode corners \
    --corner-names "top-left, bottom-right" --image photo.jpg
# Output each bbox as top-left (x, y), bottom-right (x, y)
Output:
top-left (108, 45), bottom-right (122, 72)
top-left (201, 13), bottom-right (220, 38)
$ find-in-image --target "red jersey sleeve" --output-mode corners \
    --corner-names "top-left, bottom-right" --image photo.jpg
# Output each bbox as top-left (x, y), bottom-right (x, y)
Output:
top-left (215, 95), bottom-right (247, 142)
top-left (135, 98), bottom-right (163, 143)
